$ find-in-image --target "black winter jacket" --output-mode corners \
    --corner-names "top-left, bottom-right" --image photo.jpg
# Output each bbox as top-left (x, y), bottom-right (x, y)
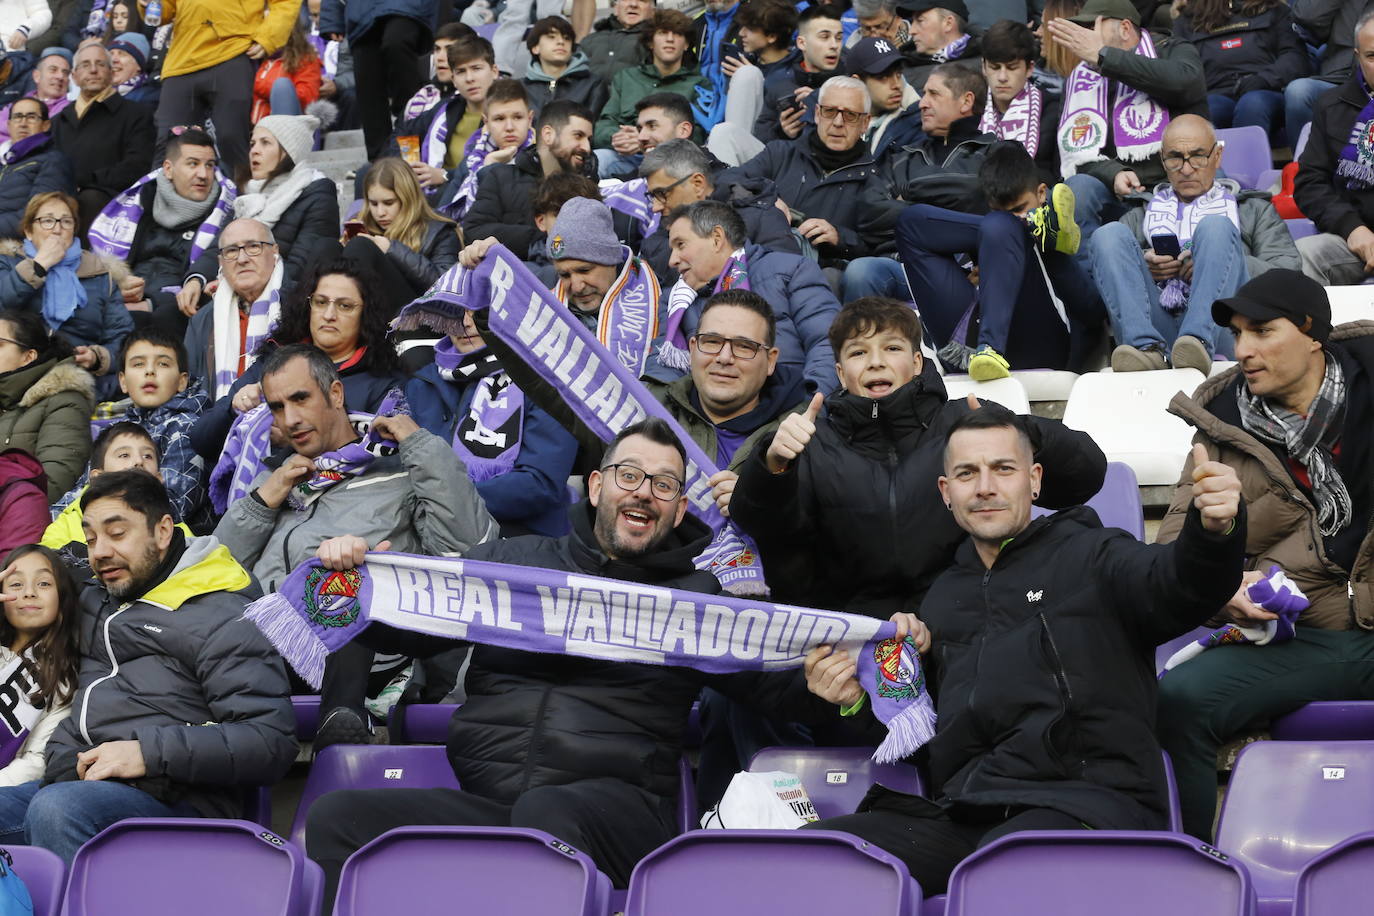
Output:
top-left (730, 368), bottom-right (1107, 613)
top-left (128, 182), bottom-right (224, 315)
top-left (1294, 71), bottom-right (1374, 242)
top-left (1173, 6), bottom-right (1310, 98)
top-left (916, 505), bottom-right (1245, 829)
top-left (0, 138), bottom-right (72, 238)
top-left (446, 502), bottom-right (828, 803)
top-left (461, 146), bottom-right (599, 257)
top-left (51, 91), bottom-right (153, 196)
top-left (385, 218), bottom-right (460, 296)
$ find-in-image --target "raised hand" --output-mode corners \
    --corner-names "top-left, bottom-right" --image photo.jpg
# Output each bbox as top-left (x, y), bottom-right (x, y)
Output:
top-left (1190, 442), bottom-right (1242, 533)
top-left (765, 392), bottom-right (824, 474)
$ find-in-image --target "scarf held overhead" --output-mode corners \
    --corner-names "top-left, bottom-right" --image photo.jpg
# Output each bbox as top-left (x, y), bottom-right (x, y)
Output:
top-left (245, 551), bottom-right (935, 762)
top-left (393, 244), bottom-right (766, 593)
top-left (1057, 30), bottom-right (1169, 177)
top-left (433, 339), bottom-right (525, 482)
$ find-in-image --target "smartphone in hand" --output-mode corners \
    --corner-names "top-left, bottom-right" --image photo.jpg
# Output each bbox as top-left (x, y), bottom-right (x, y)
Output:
top-left (1150, 233), bottom-right (1182, 258)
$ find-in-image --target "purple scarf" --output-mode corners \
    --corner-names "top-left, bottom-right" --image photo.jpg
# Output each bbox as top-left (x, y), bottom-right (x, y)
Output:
top-left (1, 132), bottom-right (49, 165)
top-left (434, 339), bottom-right (525, 481)
top-left (89, 168), bottom-right (236, 264)
top-left (421, 98), bottom-right (454, 170)
top-left (1140, 182), bottom-right (1239, 313)
top-left (441, 126), bottom-right (535, 220)
top-left (209, 403), bottom-right (273, 515)
top-left (1338, 70), bottom-right (1374, 190)
top-left (980, 82), bottom-right (1043, 158)
top-left (244, 551), bottom-right (936, 762)
top-left (393, 244), bottom-right (768, 594)
top-left (659, 249), bottom-right (750, 372)
top-left (600, 178), bottom-right (660, 236)
top-left (288, 391), bottom-right (407, 511)
top-left (1161, 566), bottom-right (1307, 673)
top-left (1057, 30), bottom-right (1169, 176)
top-left (0, 651), bottom-right (42, 767)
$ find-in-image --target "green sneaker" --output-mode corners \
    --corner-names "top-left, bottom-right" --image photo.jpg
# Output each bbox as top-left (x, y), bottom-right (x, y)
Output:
top-left (1027, 183), bottom-right (1081, 256)
top-left (968, 345), bottom-right (1011, 381)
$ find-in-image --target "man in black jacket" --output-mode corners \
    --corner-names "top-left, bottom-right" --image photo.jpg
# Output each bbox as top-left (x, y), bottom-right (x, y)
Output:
top-left (801, 407), bottom-right (1245, 896)
top-left (1293, 11), bottom-right (1374, 287)
top-left (304, 418), bottom-right (842, 904)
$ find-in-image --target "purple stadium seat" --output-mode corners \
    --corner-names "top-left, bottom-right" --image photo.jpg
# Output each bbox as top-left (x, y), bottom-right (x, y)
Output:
top-left (1286, 218), bottom-right (1317, 241)
top-left (292, 695), bottom-right (321, 740)
top-left (1269, 702), bottom-right (1374, 741)
top-left (475, 22), bottom-right (497, 40)
top-left (1031, 462), bottom-right (1145, 541)
top-left (625, 829), bottom-right (922, 915)
top-left (5, 846), bottom-right (64, 916)
top-left (1161, 750), bottom-right (1183, 833)
top-left (61, 819), bottom-right (322, 916)
top-left (945, 830), bottom-right (1256, 915)
top-left (243, 785), bottom-right (273, 828)
top-left (1216, 740), bottom-right (1374, 916)
top-left (748, 746), bottom-right (926, 821)
top-left (1217, 126), bottom-right (1272, 190)
top-left (1155, 626), bottom-right (1212, 676)
top-left (1293, 831), bottom-right (1374, 916)
top-left (332, 826), bottom-right (612, 916)
top-left (386, 703), bottom-right (460, 744)
top-left (289, 744), bottom-right (462, 847)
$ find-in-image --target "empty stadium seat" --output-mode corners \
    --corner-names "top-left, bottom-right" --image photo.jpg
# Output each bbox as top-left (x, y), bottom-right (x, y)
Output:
top-left (289, 744), bottom-right (462, 847)
top-left (1326, 285), bottom-right (1374, 326)
top-left (386, 703), bottom-right (460, 744)
top-left (1216, 740), bottom-right (1374, 915)
top-left (292, 695), bottom-right (322, 741)
top-left (1270, 702), bottom-right (1374, 741)
top-left (944, 830), bottom-right (1256, 915)
top-left (747, 747), bottom-right (925, 821)
top-left (1031, 461), bottom-right (1145, 540)
top-left (1293, 831), bottom-right (1374, 916)
top-left (61, 819), bottom-right (322, 916)
top-left (1062, 369), bottom-right (1205, 486)
top-left (940, 375), bottom-right (1032, 414)
top-left (1217, 126), bottom-right (1272, 190)
top-left (332, 826), bottom-right (612, 916)
top-left (5, 846), bottom-right (64, 916)
top-left (1010, 369), bottom-right (1078, 403)
top-left (624, 829), bottom-right (922, 915)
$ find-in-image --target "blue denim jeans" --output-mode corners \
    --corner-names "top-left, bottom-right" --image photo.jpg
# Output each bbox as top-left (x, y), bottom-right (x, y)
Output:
top-left (595, 148), bottom-right (641, 179)
top-left (1066, 172), bottom-right (1128, 278)
top-left (1284, 76), bottom-right (1339, 150)
top-left (841, 256), bottom-right (910, 301)
top-left (1207, 90), bottom-right (1284, 141)
top-left (1089, 215), bottom-right (1246, 359)
top-left (0, 779), bottom-right (198, 863)
top-left (269, 76), bottom-right (303, 116)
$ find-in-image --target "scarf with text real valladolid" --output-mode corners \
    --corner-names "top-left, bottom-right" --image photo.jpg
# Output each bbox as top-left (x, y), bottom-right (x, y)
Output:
top-left (554, 245), bottom-right (662, 380)
top-left (1057, 30), bottom-right (1169, 176)
top-left (392, 243), bottom-right (766, 595)
top-left (244, 550), bottom-right (936, 762)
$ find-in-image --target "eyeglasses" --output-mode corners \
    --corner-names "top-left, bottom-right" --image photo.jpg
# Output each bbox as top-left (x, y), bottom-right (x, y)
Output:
top-left (648, 173), bottom-right (692, 203)
top-left (816, 104), bottom-right (866, 125)
top-left (1161, 144), bottom-right (1217, 172)
top-left (692, 332), bottom-right (767, 359)
top-left (309, 294), bottom-right (362, 315)
top-left (7, 111), bottom-right (42, 123)
top-left (0, 336), bottom-right (22, 349)
top-left (218, 240), bottom-right (275, 261)
top-left (601, 463), bottom-right (684, 500)
top-left (33, 216), bottom-right (74, 230)
top-left (859, 12), bottom-right (898, 35)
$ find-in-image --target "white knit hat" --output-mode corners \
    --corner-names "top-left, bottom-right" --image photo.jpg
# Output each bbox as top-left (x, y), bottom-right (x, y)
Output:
top-left (255, 114), bottom-right (320, 167)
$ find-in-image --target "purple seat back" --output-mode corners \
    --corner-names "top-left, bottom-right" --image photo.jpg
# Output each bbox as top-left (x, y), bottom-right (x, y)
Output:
top-left (1155, 626), bottom-right (1212, 676)
top-left (1031, 462), bottom-right (1144, 541)
top-left (292, 695), bottom-right (321, 740)
top-left (1294, 831), bottom-right (1374, 916)
top-left (1270, 702), bottom-right (1374, 741)
top-left (61, 818), bottom-right (320, 916)
top-left (625, 829), bottom-right (921, 915)
top-left (1217, 126), bottom-right (1272, 190)
top-left (1216, 741), bottom-right (1374, 912)
top-left (748, 746), bottom-right (926, 820)
top-left (1286, 218), bottom-right (1317, 241)
top-left (5, 846), bottom-right (64, 916)
top-left (333, 826), bottom-right (612, 916)
top-left (946, 830), bottom-right (1255, 915)
top-left (289, 744), bottom-right (461, 847)
top-left (243, 785), bottom-right (273, 828)
top-left (1295, 123), bottom-right (1311, 159)
top-left (387, 703), bottom-right (460, 744)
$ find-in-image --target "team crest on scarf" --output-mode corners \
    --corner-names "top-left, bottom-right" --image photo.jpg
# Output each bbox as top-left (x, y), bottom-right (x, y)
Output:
top-left (1064, 112), bottom-right (1104, 153)
top-left (304, 567), bottom-right (363, 629)
top-left (874, 635), bottom-right (922, 700)
top-left (1120, 94), bottom-right (1166, 141)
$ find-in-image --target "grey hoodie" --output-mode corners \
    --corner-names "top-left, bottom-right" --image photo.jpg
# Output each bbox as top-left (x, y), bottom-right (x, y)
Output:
top-left (522, 50), bottom-right (609, 115)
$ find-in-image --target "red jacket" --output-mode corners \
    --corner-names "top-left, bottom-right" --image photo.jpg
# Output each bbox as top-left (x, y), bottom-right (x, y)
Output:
top-left (251, 56), bottom-right (322, 123)
top-left (0, 449), bottom-right (48, 556)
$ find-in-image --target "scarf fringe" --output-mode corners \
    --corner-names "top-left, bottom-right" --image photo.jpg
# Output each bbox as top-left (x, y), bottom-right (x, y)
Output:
top-left (873, 699), bottom-right (938, 764)
top-left (656, 339), bottom-right (692, 372)
top-left (242, 593), bottom-right (329, 689)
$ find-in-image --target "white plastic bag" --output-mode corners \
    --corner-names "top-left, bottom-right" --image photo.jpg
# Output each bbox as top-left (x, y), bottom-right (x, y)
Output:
top-left (700, 771), bottom-right (819, 829)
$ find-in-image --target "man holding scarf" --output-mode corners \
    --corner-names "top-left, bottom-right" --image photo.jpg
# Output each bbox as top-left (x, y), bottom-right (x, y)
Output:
top-left (88, 128), bottom-right (232, 337)
top-left (1156, 271), bottom-right (1374, 841)
top-left (1090, 115), bottom-right (1299, 374)
top-left (215, 344), bottom-right (499, 751)
top-left (1046, 0), bottom-right (1207, 267)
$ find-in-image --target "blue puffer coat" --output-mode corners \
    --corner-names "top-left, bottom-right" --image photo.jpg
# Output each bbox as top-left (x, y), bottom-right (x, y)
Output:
top-left (0, 240), bottom-right (133, 358)
top-left (0, 136), bottom-right (73, 238)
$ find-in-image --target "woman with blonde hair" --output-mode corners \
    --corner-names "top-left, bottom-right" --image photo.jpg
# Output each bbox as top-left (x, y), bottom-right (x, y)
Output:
top-left (1037, 0), bottom-right (1085, 78)
top-left (348, 156), bottom-right (459, 302)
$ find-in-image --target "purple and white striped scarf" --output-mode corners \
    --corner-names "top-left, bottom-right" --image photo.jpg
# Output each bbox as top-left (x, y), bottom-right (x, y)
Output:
top-left (980, 82), bottom-right (1043, 158)
top-left (1140, 182), bottom-right (1238, 313)
top-left (403, 83), bottom-right (445, 122)
top-left (434, 340), bottom-right (525, 481)
top-left (245, 550), bottom-right (936, 762)
top-left (659, 249), bottom-right (750, 372)
top-left (287, 391), bottom-right (407, 511)
top-left (441, 125), bottom-right (535, 220)
top-left (82, 0), bottom-right (109, 37)
top-left (421, 98), bottom-right (454, 170)
top-left (600, 178), bottom-right (660, 236)
top-left (89, 168), bottom-right (236, 263)
top-left (394, 244), bottom-right (769, 594)
top-left (1161, 566), bottom-right (1307, 673)
top-left (1057, 30), bottom-right (1169, 176)
top-left (209, 403), bottom-right (273, 516)
top-left (211, 257), bottom-right (284, 399)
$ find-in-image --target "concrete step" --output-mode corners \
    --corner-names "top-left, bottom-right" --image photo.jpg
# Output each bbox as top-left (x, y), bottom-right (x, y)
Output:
top-left (323, 129), bottom-right (365, 151)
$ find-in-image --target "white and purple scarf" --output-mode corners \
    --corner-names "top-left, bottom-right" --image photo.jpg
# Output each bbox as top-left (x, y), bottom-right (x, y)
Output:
top-left (1140, 182), bottom-right (1238, 313)
top-left (434, 341), bottom-right (525, 481)
top-left (1057, 30), bottom-right (1169, 176)
top-left (287, 391), bottom-right (407, 511)
top-left (1337, 70), bottom-right (1374, 191)
top-left (600, 178), bottom-right (660, 236)
top-left (930, 33), bottom-right (971, 63)
top-left (403, 83), bottom-right (445, 122)
top-left (0, 651), bottom-right (42, 767)
top-left (89, 167), bottom-right (236, 263)
top-left (441, 125), bottom-right (535, 220)
top-left (1161, 566), bottom-right (1307, 673)
top-left (81, 0), bottom-right (109, 36)
top-left (115, 71), bottom-right (147, 97)
top-left (1, 132), bottom-right (49, 165)
top-left (659, 249), bottom-right (750, 372)
top-left (421, 98), bottom-right (455, 170)
top-left (393, 244), bottom-right (768, 595)
top-left (209, 403), bottom-right (273, 515)
top-left (244, 550), bottom-right (936, 763)
top-left (980, 82), bottom-right (1043, 158)
top-left (554, 246), bottom-right (662, 380)
top-left (210, 257), bottom-right (284, 398)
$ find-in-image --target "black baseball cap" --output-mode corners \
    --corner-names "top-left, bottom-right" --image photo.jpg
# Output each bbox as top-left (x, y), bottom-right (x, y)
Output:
top-left (845, 36), bottom-right (906, 75)
top-left (897, 0), bottom-right (969, 20)
top-left (1211, 269), bottom-right (1332, 342)
top-left (1066, 0), bottom-right (1142, 26)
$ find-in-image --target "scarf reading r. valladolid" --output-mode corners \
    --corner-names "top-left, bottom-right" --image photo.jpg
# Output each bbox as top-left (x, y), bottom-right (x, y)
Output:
top-left (244, 551), bottom-right (937, 762)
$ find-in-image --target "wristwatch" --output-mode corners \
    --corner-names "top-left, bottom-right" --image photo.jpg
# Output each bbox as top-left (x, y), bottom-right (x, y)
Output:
top-left (31, 260), bottom-right (46, 278)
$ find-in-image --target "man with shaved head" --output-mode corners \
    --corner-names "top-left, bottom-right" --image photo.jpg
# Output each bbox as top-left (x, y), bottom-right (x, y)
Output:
top-left (1089, 114), bottom-right (1300, 374)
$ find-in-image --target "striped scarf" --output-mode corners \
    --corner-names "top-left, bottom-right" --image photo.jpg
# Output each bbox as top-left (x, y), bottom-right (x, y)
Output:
top-left (88, 168), bottom-right (236, 264)
top-left (210, 258), bottom-right (283, 398)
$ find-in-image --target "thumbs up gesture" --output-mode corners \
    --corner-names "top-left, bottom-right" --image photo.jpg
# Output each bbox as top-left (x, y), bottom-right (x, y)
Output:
top-left (766, 392), bottom-right (825, 474)
top-left (1190, 443), bottom-right (1242, 533)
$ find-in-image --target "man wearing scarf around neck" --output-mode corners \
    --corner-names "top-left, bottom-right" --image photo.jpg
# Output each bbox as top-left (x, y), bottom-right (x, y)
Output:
top-left (216, 344), bottom-right (499, 751)
top-left (1045, 0), bottom-right (1207, 271)
top-left (1293, 11), bottom-right (1374, 286)
top-left (1155, 272), bottom-right (1374, 842)
top-left (898, 0), bottom-right (981, 92)
top-left (1090, 115), bottom-right (1300, 374)
top-left (0, 96), bottom-right (73, 239)
top-left (980, 20), bottom-right (1061, 186)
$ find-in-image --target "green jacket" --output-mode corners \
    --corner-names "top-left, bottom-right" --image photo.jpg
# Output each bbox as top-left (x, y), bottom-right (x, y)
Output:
top-left (647, 373), bottom-right (807, 473)
top-left (594, 62), bottom-right (706, 148)
top-left (0, 356), bottom-right (95, 500)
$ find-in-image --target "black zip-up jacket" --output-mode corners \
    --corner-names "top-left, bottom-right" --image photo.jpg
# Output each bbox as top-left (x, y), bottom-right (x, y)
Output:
top-left (461, 145), bottom-right (599, 259)
top-left (1294, 70), bottom-right (1374, 242)
top-left (916, 504), bottom-right (1245, 829)
top-left (1172, 5), bottom-right (1310, 98)
top-left (445, 501), bottom-right (831, 804)
top-left (730, 367), bottom-right (1107, 613)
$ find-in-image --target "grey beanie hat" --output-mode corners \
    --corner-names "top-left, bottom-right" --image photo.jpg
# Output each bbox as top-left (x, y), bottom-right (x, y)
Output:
top-left (255, 113), bottom-right (320, 167)
top-left (546, 197), bottom-right (622, 266)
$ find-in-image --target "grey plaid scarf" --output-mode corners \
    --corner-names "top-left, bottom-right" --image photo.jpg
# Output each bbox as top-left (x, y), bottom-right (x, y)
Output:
top-left (1237, 353), bottom-right (1352, 537)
